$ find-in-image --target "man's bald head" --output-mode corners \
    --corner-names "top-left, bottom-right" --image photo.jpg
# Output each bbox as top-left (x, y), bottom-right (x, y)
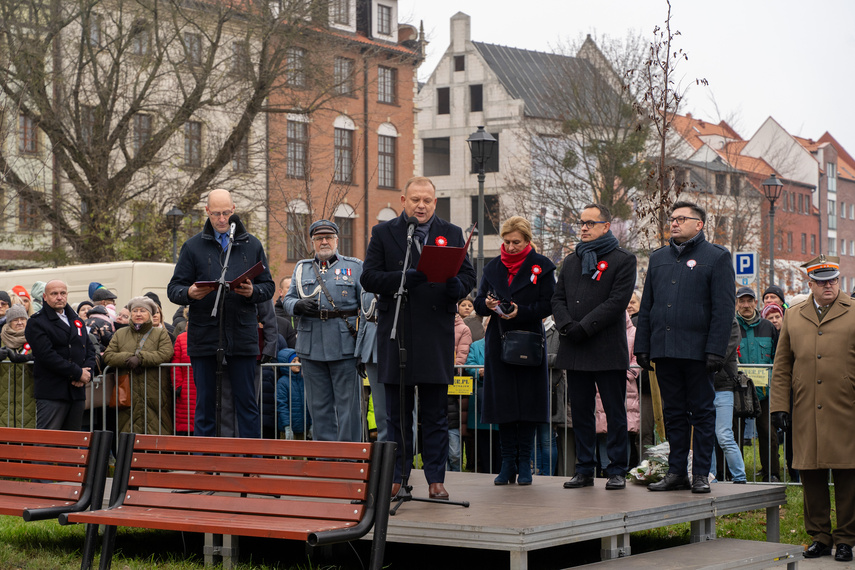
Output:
top-left (44, 280), bottom-right (68, 311)
top-left (205, 189), bottom-right (235, 234)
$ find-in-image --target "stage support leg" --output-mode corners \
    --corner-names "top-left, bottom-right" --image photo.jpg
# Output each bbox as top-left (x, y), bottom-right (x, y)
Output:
top-left (509, 550), bottom-right (528, 570)
top-left (690, 516), bottom-right (716, 542)
top-left (600, 532), bottom-right (631, 559)
top-left (766, 505), bottom-right (781, 542)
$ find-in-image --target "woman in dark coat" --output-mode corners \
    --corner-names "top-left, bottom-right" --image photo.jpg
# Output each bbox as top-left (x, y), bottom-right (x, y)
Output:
top-left (474, 216), bottom-right (555, 485)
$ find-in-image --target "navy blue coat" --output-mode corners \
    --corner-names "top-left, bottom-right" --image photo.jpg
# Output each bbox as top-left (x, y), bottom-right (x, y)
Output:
top-left (474, 250), bottom-right (555, 424)
top-left (360, 214), bottom-right (476, 386)
top-left (635, 231), bottom-right (736, 360)
top-left (552, 246), bottom-right (637, 371)
top-left (26, 305), bottom-right (96, 401)
top-left (167, 218), bottom-right (274, 357)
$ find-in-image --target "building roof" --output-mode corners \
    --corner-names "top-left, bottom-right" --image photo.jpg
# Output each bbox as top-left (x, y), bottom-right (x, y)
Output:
top-left (817, 132), bottom-right (855, 182)
top-left (672, 113), bottom-right (742, 151)
top-left (471, 41), bottom-right (602, 119)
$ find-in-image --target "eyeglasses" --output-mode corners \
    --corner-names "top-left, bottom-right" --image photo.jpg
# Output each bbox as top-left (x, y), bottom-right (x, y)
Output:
top-left (578, 220), bottom-right (608, 229)
top-left (811, 278), bottom-right (839, 286)
top-left (208, 210), bottom-right (232, 219)
top-left (668, 216), bottom-right (701, 225)
top-left (312, 235), bottom-right (337, 243)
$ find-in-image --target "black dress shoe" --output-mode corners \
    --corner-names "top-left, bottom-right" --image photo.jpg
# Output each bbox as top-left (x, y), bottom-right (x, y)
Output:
top-left (804, 540), bottom-right (832, 558)
top-left (691, 474), bottom-right (710, 494)
top-left (835, 544), bottom-right (853, 562)
top-left (648, 472), bottom-right (691, 491)
top-left (605, 475), bottom-right (626, 490)
top-left (563, 473), bottom-right (594, 489)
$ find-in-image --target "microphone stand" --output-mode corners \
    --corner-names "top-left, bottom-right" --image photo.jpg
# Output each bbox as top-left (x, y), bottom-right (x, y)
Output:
top-left (389, 223), bottom-right (469, 515)
top-left (210, 228), bottom-right (235, 437)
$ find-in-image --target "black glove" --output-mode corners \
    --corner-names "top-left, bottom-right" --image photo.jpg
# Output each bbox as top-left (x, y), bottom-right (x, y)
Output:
top-left (293, 298), bottom-right (319, 316)
top-left (405, 269), bottom-right (427, 289)
top-left (635, 353), bottom-right (653, 371)
top-left (705, 353), bottom-right (725, 373)
top-left (565, 322), bottom-right (587, 343)
top-left (260, 354), bottom-right (273, 364)
top-left (356, 360), bottom-right (367, 379)
top-left (125, 355), bottom-right (141, 370)
top-left (7, 350), bottom-right (33, 363)
top-left (445, 277), bottom-right (464, 300)
top-left (0, 347), bottom-right (9, 361)
top-left (771, 411), bottom-right (790, 431)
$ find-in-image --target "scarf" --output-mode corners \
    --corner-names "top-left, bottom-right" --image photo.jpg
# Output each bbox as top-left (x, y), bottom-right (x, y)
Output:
top-left (575, 230), bottom-right (619, 275)
top-left (670, 229), bottom-right (705, 257)
top-left (500, 243), bottom-right (532, 285)
top-left (1, 325), bottom-right (26, 350)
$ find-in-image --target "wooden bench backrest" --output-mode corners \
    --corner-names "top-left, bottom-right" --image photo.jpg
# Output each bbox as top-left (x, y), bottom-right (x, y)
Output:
top-left (116, 435), bottom-right (379, 524)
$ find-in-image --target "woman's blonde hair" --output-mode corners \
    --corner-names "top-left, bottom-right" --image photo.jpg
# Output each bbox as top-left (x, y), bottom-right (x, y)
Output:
top-left (500, 216), bottom-right (533, 243)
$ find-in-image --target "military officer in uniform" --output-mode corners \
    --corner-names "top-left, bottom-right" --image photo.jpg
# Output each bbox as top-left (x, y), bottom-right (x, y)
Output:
top-left (284, 220), bottom-right (363, 442)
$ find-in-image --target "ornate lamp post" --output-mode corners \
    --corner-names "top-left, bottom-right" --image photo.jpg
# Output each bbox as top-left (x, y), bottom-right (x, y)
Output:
top-left (761, 174), bottom-right (784, 286)
top-left (166, 206), bottom-right (185, 263)
top-left (466, 126), bottom-right (496, 284)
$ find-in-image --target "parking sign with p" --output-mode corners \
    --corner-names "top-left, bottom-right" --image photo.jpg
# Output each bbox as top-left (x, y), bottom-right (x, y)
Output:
top-left (734, 252), bottom-right (757, 286)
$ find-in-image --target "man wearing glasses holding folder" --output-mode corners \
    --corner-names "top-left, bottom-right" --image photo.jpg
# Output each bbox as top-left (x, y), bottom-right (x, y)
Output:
top-left (361, 176), bottom-right (476, 500)
top-left (168, 188), bottom-right (274, 438)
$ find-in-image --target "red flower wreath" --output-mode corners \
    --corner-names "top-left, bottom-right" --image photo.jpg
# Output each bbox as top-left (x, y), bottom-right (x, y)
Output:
top-left (434, 236), bottom-right (447, 246)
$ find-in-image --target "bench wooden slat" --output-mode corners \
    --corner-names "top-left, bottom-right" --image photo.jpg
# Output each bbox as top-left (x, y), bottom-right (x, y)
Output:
top-left (0, 495), bottom-right (76, 516)
top-left (132, 434), bottom-right (372, 461)
top-left (122, 491), bottom-right (365, 521)
top-left (0, 445), bottom-right (90, 465)
top-left (131, 453), bottom-right (370, 480)
top-left (0, 462), bottom-right (87, 483)
top-left (128, 470), bottom-right (367, 501)
top-left (0, 428), bottom-right (93, 448)
top-left (70, 506), bottom-right (359, 540)
top-left (0, 481), bottom-right (83, 501)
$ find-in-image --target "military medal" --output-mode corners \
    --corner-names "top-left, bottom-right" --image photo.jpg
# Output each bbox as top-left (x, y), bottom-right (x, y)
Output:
top-left (531, 265), bottom-right (542, 284)
top-left (593, 261), bottom-right (608, 281)
top-left (319, 262), bottom-right (328, 274)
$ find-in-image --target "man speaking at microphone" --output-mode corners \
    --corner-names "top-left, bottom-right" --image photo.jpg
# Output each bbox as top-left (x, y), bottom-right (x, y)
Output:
top-left (361, 176), bottom-right (476, 500)
top-left (168, 188), bottom-right (274, 438)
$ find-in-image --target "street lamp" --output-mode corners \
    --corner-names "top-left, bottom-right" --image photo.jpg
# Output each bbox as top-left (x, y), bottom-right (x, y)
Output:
top-left (761, 174), bottom-right (784, 286)
top-left (166, 206), bottom-right (185, 263)
top-left (466, 126), bottom-right (496, 284)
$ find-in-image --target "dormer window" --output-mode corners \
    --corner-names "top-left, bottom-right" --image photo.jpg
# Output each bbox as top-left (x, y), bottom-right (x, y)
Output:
top-left (377, 4), bottom-right (392, 35)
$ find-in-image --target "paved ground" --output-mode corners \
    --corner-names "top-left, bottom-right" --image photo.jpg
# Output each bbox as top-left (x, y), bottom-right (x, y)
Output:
top-left (801, 552), bottom-right (855, 568)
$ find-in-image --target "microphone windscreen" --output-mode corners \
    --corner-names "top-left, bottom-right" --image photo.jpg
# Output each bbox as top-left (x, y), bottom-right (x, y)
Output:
top-left (228, 214), bottom-right (241, 226)
top-left (407, 216), bottom-right (419, 227)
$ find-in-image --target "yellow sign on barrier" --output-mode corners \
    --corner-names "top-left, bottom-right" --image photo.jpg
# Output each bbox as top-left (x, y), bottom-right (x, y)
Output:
top-left (740, 366), bottom-right (770, 387)
top-left (448, 376), bottom-right (473, 395)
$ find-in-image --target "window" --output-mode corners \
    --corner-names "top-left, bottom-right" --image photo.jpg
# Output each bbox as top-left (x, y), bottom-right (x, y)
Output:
top-left (790, 192), bottom-right (795, 212)
top-left (801, 233), bottom-right (806, 254)
top-left (454, 55), bottom-right (465, 72)
top-left (334, 127), bottom-right (353, 184)
top-left (286, 47), bottom-right (306, 87)
top-left (378, 134), bottom-right (396, 188)
top-left (470, 132), bottom-right (499, 173)
top-left (829, 200), bottom-right (837, 230)
top-left (470, 84), bottom-right (483, 112)
top-left (286, 120), bottom-right (307, 179)
top-left (81, 106), bottom-right (95, 145)
top-left (378, 66), bottom-right (396, 104)
top-left (133, 114), bottom-right (152, 155)
top-left (286, 212), bottom-right (309, 261)
top-left (436, 197), bottom-right (450, 221)
top-left (471, 195), bottom-right (500, 235)
top-left (811, 234), bottom-right (816, 255)
top-left (715, 173), bottom-right (726, 194)
top-left (841, 239), bottom-right (846, 256)
top-left (828, 163), bottom-right (837, 193)
top-left (131, 21), bottom-right (150, 56)
top-left (730, 173), bottom-right (741, 196)
top-left (850, 204), bottom-right (854, 220)
top-left (842, 201), bottom-right (847, 218)
top-left (798, 194), bottom-right (803, 214)
top-left (184, 32), bottom-right (202, 65)
top-left (332, 0), bottom-right (349, 25)
top-left (18, 192), bottom-right (42, 230)
top-left (781, 191), bottom-right (788, 211)
top-left (86, 13), bottom-right (102, 47)
top-left (423, 137), bottom-right (450, 176)
top-left (184, 121), bottom-right (202, 167)
top-left (335, 216), bottom-right (354, 256)
top-left (437, 87), bottom-right (450, 115)
top-left (232, 135), bottom-right (249, 173)
top-left (787, 232), bottom-right (792, 252)
top-left (829, 238), bottom-right (837, 256)
top-left (18, 115), bottom-right (37, 153)
top-left (377, 3), bottom-right (392, 35)
top-left (232, 42), bottom-right (251, 78)
top-left (334, 57), bottom-right (354, 96)
top-left (850, 240), bottom-right (854, 256)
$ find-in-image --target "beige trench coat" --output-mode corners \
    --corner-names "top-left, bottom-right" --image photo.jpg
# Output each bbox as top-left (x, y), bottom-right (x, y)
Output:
top-left (770, 291), bottom-right (855, 469)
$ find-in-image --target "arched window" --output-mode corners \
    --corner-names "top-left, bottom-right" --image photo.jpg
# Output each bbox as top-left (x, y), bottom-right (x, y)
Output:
top-left (333, 115), bottom-right (356, 184)
top-left (377, 123), bottom-right (398, 189)
top-left (286, 199), bottom-right (310, 261)
top-left (377, 207), bottom-right (397, 222)
top-left (334, 203), bottom-right (357, 256)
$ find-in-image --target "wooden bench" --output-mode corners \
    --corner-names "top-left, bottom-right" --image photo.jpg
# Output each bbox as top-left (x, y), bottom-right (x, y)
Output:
top-left (65, 433), bottom-right (396, 570)
top-left (581, 538), bottom-right (800, 569)
top-left (0, 427), bottom-right (111, 522)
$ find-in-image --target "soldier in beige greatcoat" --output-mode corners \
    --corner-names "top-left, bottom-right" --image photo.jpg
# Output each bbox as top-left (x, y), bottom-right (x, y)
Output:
top-left (770, 255), bottom-right (855, 562)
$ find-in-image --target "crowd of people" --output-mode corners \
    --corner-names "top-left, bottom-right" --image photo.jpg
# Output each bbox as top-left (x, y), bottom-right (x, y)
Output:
top-left (1, 180), bottom-right (852, 561)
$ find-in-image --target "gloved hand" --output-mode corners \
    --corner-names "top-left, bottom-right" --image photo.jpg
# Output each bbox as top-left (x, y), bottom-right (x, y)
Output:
top-left (445, 277), bottom-right (464, 300)
top-left (356, 360), bottom-right (367, 379)
top-left (705, 353), bottom-right (725, 373)
top-left (293, 298), bottom-right (319, 316)
top-left (405, 269), bottom-right (427, 290)
top-left (565, 322), bottom-right (587, 343)
top-left (635, 353), bottom-right (653, 371)
top-left (7, 350), bottom-right (33, 363)
top-left (260, 354), bottom-right (273, 364)
top-left (771, 411), bottom-right (790, 431)
top-left (125, 355), bottom-right (141, 370)
top-left (0, 347), bottom-right (9, 361)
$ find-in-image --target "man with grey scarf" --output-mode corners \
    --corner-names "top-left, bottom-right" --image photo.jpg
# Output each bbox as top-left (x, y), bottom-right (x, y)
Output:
top-left (635, 201), bottom-right (736, 493)
top-left (552, 203), bottom-right (637, 491)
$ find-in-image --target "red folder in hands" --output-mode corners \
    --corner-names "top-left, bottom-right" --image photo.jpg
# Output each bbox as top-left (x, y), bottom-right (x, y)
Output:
top-left (194, 261), bottom-right (265, 289)
top-left (416, 227), bottom-right (474, 283)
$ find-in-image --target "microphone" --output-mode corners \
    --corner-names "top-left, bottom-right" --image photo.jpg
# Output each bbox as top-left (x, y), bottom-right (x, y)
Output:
top-left (228, 214), bottom-right (240, 242)
top-left (406, 216), bottom-right (418, 244)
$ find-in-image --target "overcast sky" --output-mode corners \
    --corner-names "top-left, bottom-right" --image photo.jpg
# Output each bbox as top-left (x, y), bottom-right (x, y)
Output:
top-left (398, 0), bottom-right (855, 157)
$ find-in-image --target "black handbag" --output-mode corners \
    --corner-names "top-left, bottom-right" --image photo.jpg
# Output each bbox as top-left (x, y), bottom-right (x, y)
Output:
top-left (499, 319), bottom-right (544, 367)
top-left (733, 371), bottom-right (761, 419)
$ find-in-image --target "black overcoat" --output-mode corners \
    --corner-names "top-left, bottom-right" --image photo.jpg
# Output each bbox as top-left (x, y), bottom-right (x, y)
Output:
top-left (360, 214), bottom-right (476, 385)
top-left (551, 247), bottom-right (637, 371)
top-left (26, 305), bottom-right (96, 401)
top-left (473, 250), bottom-right (555, 424)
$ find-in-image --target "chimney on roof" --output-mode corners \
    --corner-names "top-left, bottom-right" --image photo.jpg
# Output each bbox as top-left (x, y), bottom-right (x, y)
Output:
top-left (451, 12), bottom-right (470, 53)
top-left (686, 112), bottom-right (692, 119)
